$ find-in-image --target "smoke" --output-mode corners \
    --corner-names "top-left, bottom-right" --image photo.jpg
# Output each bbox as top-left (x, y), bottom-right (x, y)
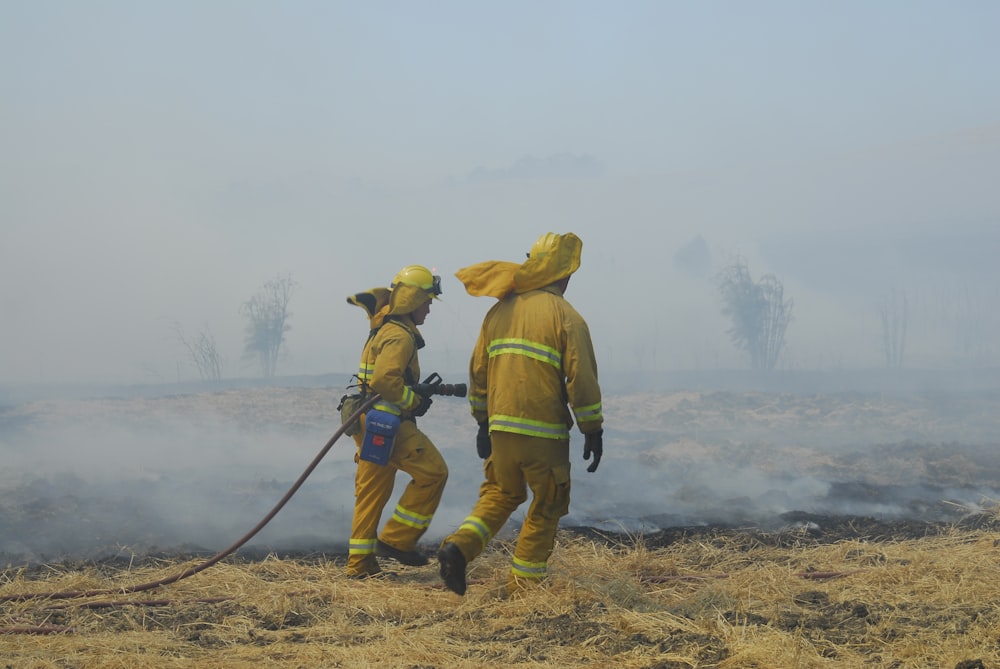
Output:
top-left (0, 410), bottom-right (353, 560)
top-left (1, 376), bottom-right (998, 565)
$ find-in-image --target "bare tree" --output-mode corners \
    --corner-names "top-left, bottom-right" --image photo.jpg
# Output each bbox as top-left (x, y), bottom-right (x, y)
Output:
top-left (717, 257), bottom-right (793, 371)
top-left (173, 322), bottom-right (224, 381)
top-left (878, 288), bottom-right (908, 369)
top-left (240, 274), bottom-right (296, 378)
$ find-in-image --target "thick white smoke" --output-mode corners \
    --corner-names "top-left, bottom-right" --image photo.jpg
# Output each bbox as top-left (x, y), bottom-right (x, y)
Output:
top-left (1, 373), bottom-right (998, 564)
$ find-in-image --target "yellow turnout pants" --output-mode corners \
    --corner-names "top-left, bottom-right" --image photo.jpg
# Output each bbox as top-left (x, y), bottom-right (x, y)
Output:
top-left (444, 431), bottom-right (570, 589)
top-left (347, 418), bottom-right (448, 576)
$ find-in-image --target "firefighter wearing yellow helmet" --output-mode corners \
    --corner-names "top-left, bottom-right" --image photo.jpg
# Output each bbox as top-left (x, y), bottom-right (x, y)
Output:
top-left (438, 232), bottom-right (604, 596)
top-left (344, 264), bottom-right (448, 578)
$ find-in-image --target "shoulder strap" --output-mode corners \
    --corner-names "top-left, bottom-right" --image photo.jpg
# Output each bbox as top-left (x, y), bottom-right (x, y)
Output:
top-left (380, 318), bottom-right (419, 386)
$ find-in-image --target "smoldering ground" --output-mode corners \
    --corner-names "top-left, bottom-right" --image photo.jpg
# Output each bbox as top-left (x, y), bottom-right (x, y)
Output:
top-left (1, 375), bottom-right (999, 565)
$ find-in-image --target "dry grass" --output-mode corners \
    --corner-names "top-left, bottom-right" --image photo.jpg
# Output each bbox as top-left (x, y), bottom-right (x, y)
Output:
top-left (4, 385), bottom-right (999, 667)
top-left (2, 524), bottom-right (999, 668)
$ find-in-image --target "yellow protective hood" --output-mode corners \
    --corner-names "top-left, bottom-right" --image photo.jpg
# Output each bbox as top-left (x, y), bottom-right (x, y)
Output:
top-left (386, 282), bottom-right (432, 316)
top-left (514, 232), bottom-right (582, 293)
top-left (454, 260), bottom-right (520, 299)
top-left (348, 282), bottom-right (431, 331)
top-left (347, 287), bottom-right (391, 328)
top-left (455, 232), bottom-right (582, 299)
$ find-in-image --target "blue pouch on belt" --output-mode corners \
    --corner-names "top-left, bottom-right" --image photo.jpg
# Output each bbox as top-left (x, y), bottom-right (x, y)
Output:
top-left (359, 409), bottom-right (400, 465)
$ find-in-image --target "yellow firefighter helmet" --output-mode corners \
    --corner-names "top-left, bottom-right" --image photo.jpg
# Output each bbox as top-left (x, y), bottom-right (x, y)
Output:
top-left (528, 232), bottom-right (561, 259)
top-left (391, 265), bottom-right (442, 298)
top-left (515, 232), bottom-right (582, 292)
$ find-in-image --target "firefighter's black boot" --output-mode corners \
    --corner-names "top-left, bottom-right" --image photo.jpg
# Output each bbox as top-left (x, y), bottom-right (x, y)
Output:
top-left (376, 539), bottom-right (429, 567)
top-left (438, 542), bottom-right (467, 596)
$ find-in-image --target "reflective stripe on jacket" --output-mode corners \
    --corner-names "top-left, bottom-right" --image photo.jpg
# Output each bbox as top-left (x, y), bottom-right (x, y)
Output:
top-left (469, 284), bottom-right (603, 438)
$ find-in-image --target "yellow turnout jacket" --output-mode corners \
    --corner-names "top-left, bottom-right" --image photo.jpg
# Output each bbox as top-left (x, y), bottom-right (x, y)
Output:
top-left (348, 284), bottom-right (429, 417)
top-left (458, 232), bottom-right (603, 439)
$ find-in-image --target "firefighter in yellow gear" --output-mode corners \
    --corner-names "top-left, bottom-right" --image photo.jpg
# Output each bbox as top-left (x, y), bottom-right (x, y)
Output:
top-left (345, 265), bottom-right (448, 578)
top-left (438, 233), bottom-right (604, 596)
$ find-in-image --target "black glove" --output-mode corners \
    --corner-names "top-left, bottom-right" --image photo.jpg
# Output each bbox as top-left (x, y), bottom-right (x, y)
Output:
top-left (476, 422), bottom-right (492, 459)
top-left (583, 429), bottom-right (603, 473)
top-left (412, 394), bottom-right (433, 417)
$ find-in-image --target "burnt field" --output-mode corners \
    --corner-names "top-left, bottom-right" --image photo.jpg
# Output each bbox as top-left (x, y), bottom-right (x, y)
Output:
top-left (1, 376), bottom-right (999, 564)
top-left (2, 377), bottom-right (1000, 666)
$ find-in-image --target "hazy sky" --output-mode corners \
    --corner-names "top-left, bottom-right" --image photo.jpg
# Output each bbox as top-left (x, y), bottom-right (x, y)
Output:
top-left (3, 1), bottom-right (999, 386)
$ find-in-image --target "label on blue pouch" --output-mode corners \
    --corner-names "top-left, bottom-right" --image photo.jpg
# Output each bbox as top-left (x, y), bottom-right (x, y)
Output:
top-left (359, 409), bottom-right (400, 465)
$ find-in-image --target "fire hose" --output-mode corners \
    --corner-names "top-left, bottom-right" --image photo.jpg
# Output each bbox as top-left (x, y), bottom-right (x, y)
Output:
top-left (0, 393), bottom-right (382, 606)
